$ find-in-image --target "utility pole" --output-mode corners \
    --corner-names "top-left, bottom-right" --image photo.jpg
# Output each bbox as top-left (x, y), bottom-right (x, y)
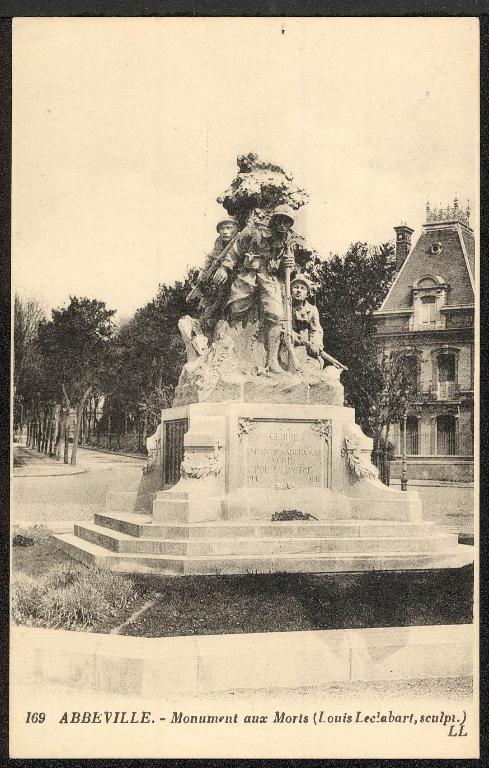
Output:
top-left (401, 411), bottom-right (408, 491)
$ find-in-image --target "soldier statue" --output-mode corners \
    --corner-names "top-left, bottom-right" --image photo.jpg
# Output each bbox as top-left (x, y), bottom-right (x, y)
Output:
top-left (290, 274), bottom-right (324, 369)
top-left (186, 215), bottom-right (239, 335)
top-left (212, 205), bottom-right (299, 374)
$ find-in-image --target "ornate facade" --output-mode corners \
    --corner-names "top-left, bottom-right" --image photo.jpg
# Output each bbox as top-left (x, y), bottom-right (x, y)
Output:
top-left (374, 199), bottom-right (475, 482)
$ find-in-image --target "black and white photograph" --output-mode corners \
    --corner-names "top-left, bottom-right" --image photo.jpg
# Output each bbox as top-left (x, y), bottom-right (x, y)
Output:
top-left (9, 16), bottom-right (478, 759)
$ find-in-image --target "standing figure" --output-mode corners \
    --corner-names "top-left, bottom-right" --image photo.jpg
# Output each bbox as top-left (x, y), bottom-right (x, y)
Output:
top-left (290, 274), bottom-right (324, 369)
top-left (212, 205), bottom-right (297, 374)
top-left (186, 216), bottom-right (239, 335)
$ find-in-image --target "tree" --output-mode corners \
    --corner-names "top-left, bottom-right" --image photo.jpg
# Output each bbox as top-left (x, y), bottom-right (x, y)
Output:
top-left (101, 269), bottom-right (198, 451)
top-left (314, 241), bottom-right (398, 434)
top-left (362, 350), bottom-right (420, 483)
top-left (13, 294), bottom-right (45, 436)
top-left (37, 297), bottom-right (116, 465)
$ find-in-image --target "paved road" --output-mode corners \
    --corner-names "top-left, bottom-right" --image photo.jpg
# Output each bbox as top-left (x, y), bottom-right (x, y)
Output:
top-left (12, 447), bottom-right (145, 523)
top-left (11, 446), bottom-right (474, 535)
top-left (391, 481), bottom-right (474, 535)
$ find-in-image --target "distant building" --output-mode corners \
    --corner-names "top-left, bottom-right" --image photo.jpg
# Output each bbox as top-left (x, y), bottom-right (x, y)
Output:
top-left (373, 199), bottom-right (475, 482)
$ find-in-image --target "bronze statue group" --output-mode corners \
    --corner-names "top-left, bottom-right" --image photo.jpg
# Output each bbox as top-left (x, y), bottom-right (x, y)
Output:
top-left (187, 205), bottom-right (329, 376)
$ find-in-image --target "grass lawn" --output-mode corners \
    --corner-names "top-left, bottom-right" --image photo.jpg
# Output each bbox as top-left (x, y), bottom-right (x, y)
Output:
top-left (12, 539), bottom-right (149, 634)
top-left (122, 566), bottom-right (473, 637)
top-left (12, 537), bottom-right (474, 637)
top-left (13, 538), bottom-right (75, 575)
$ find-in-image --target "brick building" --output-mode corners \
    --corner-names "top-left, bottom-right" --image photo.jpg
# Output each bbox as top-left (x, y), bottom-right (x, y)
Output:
top-left (373, 199), bottom-right (475, 482)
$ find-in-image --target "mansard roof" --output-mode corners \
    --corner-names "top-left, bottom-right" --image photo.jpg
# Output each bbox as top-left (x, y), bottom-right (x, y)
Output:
top-left (378, 221), bottom-right (475, 314)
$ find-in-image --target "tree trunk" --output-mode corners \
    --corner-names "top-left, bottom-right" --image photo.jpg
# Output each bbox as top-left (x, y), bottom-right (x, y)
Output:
top-left (93, 396), bottom-right (99, 439)
top-left (87, 398), bottom-right (92, 441)
top-left (63, 422), bottom-right (70, 464)
top-left (37, 416), bottom-right (42, 452)
top-left (142, 411), bottom-right (148, 454)
top-left (383, 421), bottom-right (391, 486)
top-left (54, 405), bottom-right (64, 460)
top-left (40, 411), bottom-right (45, 453)
top-left (48, 412), bottom-right (55, 457)
top-left (61, 385), bottom-right (71, 463)
top-left (42, 410), bottom-right (49, 454)
top-left (30, 415), bottom-right (36, 449)
top-left (43, 414), bottom-right (49, 455)
top-left (372, 427), bottom-right (382, 472)
top-left (71, 387), bottom-right (92, 466)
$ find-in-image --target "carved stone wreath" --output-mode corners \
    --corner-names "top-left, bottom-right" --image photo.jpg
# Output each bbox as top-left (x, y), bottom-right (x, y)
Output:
top-left (180, 447), bottom-right (223, 480)
top-left (310, 419), bottom-right (332, 442)
top-left (341, 433), bottom-right (378, 481)
top-left (237, 417), bottom-right (257, 439)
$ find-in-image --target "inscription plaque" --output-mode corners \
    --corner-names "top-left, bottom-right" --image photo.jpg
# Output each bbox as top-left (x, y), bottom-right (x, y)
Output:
top-left (242, 419), bottom-right (331, 489)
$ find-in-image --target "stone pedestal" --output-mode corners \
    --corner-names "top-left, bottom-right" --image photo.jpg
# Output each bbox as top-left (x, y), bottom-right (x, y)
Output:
top-left (54, 400), bottom-right (473, 574)
top-left (154, 401), bottom-right (421, 525)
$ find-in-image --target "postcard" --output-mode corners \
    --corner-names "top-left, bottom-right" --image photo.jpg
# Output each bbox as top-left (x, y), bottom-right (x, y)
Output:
top-left (10, 16), bottom-right (479, 759)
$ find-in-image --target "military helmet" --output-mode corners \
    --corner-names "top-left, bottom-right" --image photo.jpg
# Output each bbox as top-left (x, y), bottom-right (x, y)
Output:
top-left (290, 274), bottom-right (313, 293)
top-left (216, 216), bottom-right (238, 232)
top-left (269, 204), bottom-right (295, 225)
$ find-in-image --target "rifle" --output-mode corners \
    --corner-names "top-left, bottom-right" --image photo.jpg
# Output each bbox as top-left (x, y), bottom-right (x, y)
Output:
top-left (300, 338), bottom-right (348, 370)
top-left (186, 235), bottom-right (238, 305)
top-left (282, 264), bottom-right (302, 374)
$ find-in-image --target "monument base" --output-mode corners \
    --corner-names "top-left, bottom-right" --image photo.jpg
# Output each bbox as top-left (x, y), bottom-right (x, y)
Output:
top-left (55, 401), bottom-right (473, 574)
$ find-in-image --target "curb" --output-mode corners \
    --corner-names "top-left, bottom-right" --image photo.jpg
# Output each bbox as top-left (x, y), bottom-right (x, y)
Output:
top-left (79, 446), bottom-right (147, 461)
top-left (13, 467), bottom-right (87, 478)
top-left (11, 623), bottom-right (473, 698)
top-left (390, 480), bottom-right (474, 489)
top-left (14, 520), bottom-right (77, 534)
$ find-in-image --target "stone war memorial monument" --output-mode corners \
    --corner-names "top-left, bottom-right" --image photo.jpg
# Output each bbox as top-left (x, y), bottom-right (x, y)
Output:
top-left (56, 153), bottom-right (473, 575)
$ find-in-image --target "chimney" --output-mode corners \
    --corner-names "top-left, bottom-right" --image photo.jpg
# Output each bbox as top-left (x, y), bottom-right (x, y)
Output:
top-left (393, 222), bottom-right (414, 270)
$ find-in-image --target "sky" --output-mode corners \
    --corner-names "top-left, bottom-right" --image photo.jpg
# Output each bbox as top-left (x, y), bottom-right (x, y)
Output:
top-left (12, 17), bottom-right (478, 319)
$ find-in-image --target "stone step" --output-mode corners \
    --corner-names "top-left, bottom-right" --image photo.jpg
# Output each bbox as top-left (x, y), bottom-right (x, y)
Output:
top-left (77, 522), bottom-right (459, 557)
top-left (94, 511), bottom-right (438, 541)
top-left (95, 511), bottom-right (154, 538)
top-left (53, 534), bottom-right (473, 575)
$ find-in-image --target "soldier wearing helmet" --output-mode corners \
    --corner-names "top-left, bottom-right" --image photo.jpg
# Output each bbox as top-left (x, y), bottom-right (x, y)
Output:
top-left (289, 274), bottom-right (324, 369)
top-left (186, 215), bottom-right (240, 334)
top-left (201, 216), bottom-right (239, 274)
top-left (215, 216), bottom-right (239, 245)
top-left (211, 204), bottom-right (297, 373)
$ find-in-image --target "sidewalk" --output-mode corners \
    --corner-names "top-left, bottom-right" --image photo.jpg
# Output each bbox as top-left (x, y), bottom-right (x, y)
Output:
top-left (13, 446), bottom-right (86, 477)
top-left (11, 622), bottom-right (473, 698)
top-left (13, 444), bottom-right (146, 477)
top-left (390, 478), bottom-right (474, 489)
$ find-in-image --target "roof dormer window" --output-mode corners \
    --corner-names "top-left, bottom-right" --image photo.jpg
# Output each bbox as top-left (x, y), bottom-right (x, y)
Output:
top-left (409, 274), bottom-right (448, 330)
top-left (421, 295), bottom-right (436, 324)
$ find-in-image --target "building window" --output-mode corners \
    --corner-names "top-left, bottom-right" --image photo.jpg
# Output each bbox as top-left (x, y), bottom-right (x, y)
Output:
top-left (406, 416), bottom-right (419, 455)
top-left (401, 355), bottom-right (418, 390)
top-left (437, 353), bottom-right (456, 400)
top-left (410, 275), bottom-right (448, 331)
top-left (417, 276), bottom-right (438, 288)
top-left (421, 296), bottom-right (436, 324)
top-left (437, 414), bottom-right (456, 455)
